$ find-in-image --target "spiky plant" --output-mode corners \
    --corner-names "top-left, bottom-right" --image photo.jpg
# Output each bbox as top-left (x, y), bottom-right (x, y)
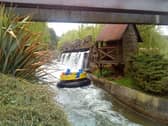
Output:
top-left (0, 5), bottom-right (50, 79)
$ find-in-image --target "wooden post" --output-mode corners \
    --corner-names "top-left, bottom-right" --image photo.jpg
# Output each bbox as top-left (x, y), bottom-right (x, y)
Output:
top-left (98, 63), bottom-right (103, 76)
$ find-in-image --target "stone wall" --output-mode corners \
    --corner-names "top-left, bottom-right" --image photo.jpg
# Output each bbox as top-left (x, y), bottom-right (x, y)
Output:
top-left (122, 25), bottom-right (138, 72)
top-left (89, 74), bottom-right (168, 125)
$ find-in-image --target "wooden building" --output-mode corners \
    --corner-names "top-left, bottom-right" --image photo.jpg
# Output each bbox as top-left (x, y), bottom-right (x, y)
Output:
top-left (90, 24), bottom-right (142, 74)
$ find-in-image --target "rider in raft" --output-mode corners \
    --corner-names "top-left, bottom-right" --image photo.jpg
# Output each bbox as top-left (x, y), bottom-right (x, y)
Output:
top-left (57, 69), bottom-right (91, 88)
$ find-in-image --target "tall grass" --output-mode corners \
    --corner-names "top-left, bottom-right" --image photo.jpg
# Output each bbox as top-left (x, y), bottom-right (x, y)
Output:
top-left (0, 5), bottom-right (49, 79)
top-left (0, 73), bottom-right (71, 126)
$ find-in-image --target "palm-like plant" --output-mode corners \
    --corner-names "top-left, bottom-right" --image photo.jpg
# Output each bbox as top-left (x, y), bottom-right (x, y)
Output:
top-left (0, 5), bottom-right (49, 79)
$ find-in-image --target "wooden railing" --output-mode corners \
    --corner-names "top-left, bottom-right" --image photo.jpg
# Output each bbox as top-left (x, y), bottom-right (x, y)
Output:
top-left (98, 47), bottom-right (117, 60)
top-left (90, 46), bottom-right (121, 65)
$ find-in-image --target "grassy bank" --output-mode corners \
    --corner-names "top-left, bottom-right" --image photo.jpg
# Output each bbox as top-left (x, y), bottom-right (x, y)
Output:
top-left (113, 77), bottom-right (136, 89)
top-left (93, 70), bottom-right (136, 89)
top-left (97, 75), bottom-right (138, 89)
top-left (0, 73), bottom-right (70, 126)
top-left (93, 72), bottom-right (168, 99)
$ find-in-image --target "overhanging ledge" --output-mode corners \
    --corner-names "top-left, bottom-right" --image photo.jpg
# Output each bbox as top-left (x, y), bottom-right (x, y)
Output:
top-left (1, 0), bottom-right (168, 14)
top-left (10, 7), bottom-right (168, 25)
top-left (1, 0), bottom-right (168, 24)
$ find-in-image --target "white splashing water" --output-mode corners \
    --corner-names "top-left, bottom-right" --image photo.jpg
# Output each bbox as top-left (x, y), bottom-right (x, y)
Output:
top-left (38, 51), bottom-right (159, 126)
top-left (60, 51), bottom-right (89, 72)
top-left (39, 51), bottom-right (89, 83)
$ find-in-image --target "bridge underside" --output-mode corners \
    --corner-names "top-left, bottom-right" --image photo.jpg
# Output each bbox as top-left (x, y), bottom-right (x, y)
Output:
top-left (8, 7), bottom-right (168, 25)
top-left (1, 0), bottom-right (168, 24)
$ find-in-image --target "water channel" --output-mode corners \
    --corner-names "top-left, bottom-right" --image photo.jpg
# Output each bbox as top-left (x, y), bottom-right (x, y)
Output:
top-left (40, 51), bottom-right (165, 126)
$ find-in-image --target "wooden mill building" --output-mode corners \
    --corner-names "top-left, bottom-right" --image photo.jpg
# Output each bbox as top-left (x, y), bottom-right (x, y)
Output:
top-left (90, 24), bottom-right (142, 74)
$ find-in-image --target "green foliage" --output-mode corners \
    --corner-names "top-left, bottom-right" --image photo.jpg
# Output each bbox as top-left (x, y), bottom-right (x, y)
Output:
top-left (0, 73), bottom-right (70, 126)
top-left (114, 77), bottom-right (137, 89)
top-left (94, 68), bottom-right (113, 78)
top-left (28, 22), bottom-right (59, 50)
top-left (128, 52), bottom-right (168, 94)
top-left (0, 5), bottom-right (49, 78)
top-left (77, 24), bottom-right (102, 41)
top-left (48, 28), bottom-right (59, 49)
top-left (138, 25), bottom-right (168, 57)
top-left (28, 22), bottom-right (51, 44)
top-left (58, 24), bottom-right (102, 48)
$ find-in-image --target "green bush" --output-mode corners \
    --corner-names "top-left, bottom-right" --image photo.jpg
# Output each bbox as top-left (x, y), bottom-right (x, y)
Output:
top-left (128, 52), bottom-right (168, 94)
top-left (0, 5), bottom-right (49, 79)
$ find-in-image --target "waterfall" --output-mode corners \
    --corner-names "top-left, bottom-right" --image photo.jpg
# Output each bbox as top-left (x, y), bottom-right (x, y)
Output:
top-left (60, 51), bottom-right (89, 72)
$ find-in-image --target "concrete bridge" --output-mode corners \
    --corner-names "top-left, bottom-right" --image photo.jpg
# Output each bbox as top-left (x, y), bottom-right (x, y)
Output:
top-left (1, 0), bottom-right (168, 24)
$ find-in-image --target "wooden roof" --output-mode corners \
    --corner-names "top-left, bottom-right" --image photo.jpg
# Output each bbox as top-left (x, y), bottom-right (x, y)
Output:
top-left (96, 24), bottom-right (142, 42)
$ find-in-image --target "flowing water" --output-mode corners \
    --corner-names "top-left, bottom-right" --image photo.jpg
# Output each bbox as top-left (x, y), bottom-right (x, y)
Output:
top-left (40, 51), bottom-right (165, 126)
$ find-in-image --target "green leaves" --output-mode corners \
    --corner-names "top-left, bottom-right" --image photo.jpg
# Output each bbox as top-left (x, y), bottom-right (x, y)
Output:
top-left (138, 25), bottom-right (168, 57)
top-left (58, 24), bottom-right (102, 48)
top-left (128, 52), bottom-right (168, 95)
top-left (0, 5), bottom-right (49, 79)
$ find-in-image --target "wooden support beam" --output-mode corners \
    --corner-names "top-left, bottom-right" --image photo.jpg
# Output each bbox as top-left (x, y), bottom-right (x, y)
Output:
top-left (98, 48), bottom-right (116, 60)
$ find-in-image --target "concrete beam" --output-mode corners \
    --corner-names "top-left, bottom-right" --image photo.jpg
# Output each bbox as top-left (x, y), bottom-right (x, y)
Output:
top-left (1, 0), bottom-right (168, 24)
top-left (11, 7), bottom-right (168, 25)
top-left (1, 0), bottom-right (168, 14)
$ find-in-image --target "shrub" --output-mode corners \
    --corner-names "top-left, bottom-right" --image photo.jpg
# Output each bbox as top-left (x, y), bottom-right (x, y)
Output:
top-left (128, 52), bottom-right (168, 94)
top-left (0, 5), bottom-right (49, 79)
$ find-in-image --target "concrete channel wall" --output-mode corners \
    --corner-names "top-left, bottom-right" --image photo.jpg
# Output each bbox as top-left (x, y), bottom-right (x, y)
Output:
top-left (88, 74), bottom-right (168, 124)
